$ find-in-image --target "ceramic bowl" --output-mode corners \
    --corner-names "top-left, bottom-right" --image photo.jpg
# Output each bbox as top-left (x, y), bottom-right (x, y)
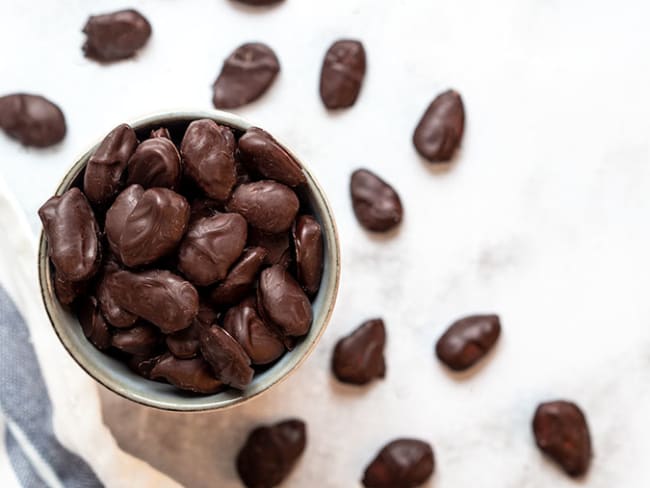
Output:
top-left (38, 110), bottom-right (340, 411)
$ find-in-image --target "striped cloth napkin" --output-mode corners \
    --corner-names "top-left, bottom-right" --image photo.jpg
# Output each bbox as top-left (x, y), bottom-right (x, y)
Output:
top-left (0, 177), bottom-right (180, 488)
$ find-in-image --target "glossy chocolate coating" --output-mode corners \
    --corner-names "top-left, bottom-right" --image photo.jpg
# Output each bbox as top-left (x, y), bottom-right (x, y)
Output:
top-left (224, 297), bottom-right (285, 365)
top-left (238, 127), bottom-right (306, 187)
top-left (257, 265), bottom-right (312, 336)
top-left (319, 40), bottom-right (366, 109)
top-left (293, 215), bottom-right (323, 296)
top-left (177, 213), bottom-right (247, 286)
top-left (350, 169), bottom-right (403, 232)
top-left (0, 93), bottom-right (66, 147)
top-left (53, 272), bottom-right (85, 306)
top-left (45, 120), bottom-right (320, 396)
top-left (195, 301), bottom-right (220, 329)
top-left (150, 353), bottom-right (223, 394)
top-left (236, 419), bottom-right (306, 488)
top-left (213, 43), bottom-right (280, 109)
top-left (83, 9), bottom-right (151, 62)
top-left (362, 439), bottom-right (434, 488)
top-left (413, 90), bottom-right (465, 162)
top-left (77, 296), bottom-right (111, 350)
top-left (39, 188), bottom-right (101, 282)
top-left (210, 247), bottom-right (268, 306)
top-left (180, 119), bottom-right (237, 201)
top-left (533, 401), bottom-right (592, 477)
top-left (105, 184), bottom-right (144, 256)
top-left (248, 229), bottom-right (291, 268)
top-left (111, 322), bottom-right (160, 355)
top-left (119, 188), bottom-right (190, 268)
top-left (83, 124), bottom-right (138, 206)
top-left (166, 323), bottom-right (200, 359)
top-left (435, 314), bottom-right (500, 371)
top-left (332, 319), bottom-right (386, 385)
top-left (105, 269), bottom-right (199, 333)
top-left (199, 325), bottom-right (254, 389)
top-left (97, 263), bottom-right (138, 328)
top-left (227, 180), bottom-right (299, 234)
top-left (126, 137), bottom-right (181, 189)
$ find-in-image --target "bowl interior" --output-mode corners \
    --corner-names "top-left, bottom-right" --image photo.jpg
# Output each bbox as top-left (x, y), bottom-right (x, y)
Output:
top-left (38, 110), bottom-right (340, 411)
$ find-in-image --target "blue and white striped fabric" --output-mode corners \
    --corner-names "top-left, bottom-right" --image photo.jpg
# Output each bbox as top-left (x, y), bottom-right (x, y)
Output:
top-left (0, 178), bottom-right (180, 488)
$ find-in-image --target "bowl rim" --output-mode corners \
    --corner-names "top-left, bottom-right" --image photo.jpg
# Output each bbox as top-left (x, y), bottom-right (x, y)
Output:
top-left (38, 109), bottom-right (341, 412)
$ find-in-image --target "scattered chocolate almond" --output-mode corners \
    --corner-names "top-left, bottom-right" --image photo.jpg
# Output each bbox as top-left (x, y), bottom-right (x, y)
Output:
top-left (413, 89), bottom-right (465, 163)
top-left (435, 314), bottom-right (500, 371)
top-left (332, 319), bottom-right (386, 385)
top-left (533, 400), bottom-right (592, 477)
top-left (363, 439), bottom-right (434, 488)
top-left (237, 419), bottom-right (307, 488)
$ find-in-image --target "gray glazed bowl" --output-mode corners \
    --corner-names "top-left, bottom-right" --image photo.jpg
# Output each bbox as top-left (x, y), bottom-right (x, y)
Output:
top-left (38, 110), bottom-right (340, 411)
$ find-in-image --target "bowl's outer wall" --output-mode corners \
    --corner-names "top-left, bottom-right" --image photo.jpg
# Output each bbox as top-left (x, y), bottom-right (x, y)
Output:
top-left (38, 110), bottom-right (341, 411)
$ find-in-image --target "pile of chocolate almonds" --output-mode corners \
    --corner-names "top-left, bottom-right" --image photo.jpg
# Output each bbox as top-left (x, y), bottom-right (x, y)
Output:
top-left (39, 120), bottom-right (323, 394)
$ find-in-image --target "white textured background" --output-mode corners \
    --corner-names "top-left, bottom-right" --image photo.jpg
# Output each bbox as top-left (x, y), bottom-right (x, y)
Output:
top-left (2, 0), bottom-right (650, 486)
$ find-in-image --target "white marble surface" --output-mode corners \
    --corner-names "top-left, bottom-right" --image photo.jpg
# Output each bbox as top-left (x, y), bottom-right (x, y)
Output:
top-left (3, 0), bottom-right (650, 486)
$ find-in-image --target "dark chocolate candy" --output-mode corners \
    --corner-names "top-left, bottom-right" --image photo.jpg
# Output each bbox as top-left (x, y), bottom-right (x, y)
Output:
top-left (97, 263), bottom-right (138, 328)
top-left (238, 127), bottom-right (306, 187)
top-left (83, 9), bottom-right (152, 62)
top-left (533, 401), bottom-right (592, 477)
top-left (227, 180), bottom-right (299, 234)
top-left (83, 124), bottom-right (138, 206)
top-left (199, 325), bottom-right (254, 389)
top-left (332, 319), bottom-right (386, 385)
top-left (257, 265), bottom-right (312, 337)
top-left (111, 322), bottom-right (160, 355)
top-left (104, 269), bottom-right (199, 333)
top-left (236, 419), bottom-right (306, 488)
top-left (413, 90), bottom-right (465, 162)
top-left (104, 184), bottom-right (144, 256)
top-left (126, 137), bottom-right (181, 189)
top-left (195, 301), bottom-right (220, 329)
top-left (39, 188), bottom-right (101, 282)
top-left (213, 43), bottom-right (280, 109)
top-left (350, 169), bottom-right (403, 232)
top-left (210, 247), bottom-right (268, 306)
top-left (292, 215), bottom-right (323, 296)
top-left (247, 229), bottom-right (291, 268)
top-left (0, 93), bottom-right (66, 147)
top-left (435, 314), bottom-right (500, 371)
top-left (180, 119), bottom-right (236, 201)
top-left (166, 322), bottom-right (200, 359)
top-left (362, 439), bottom-right (434, 488)
top-left (223, 297), bottom-right (285, 365)
top-left (150, 353), bottom-right (223, 394)
top-left (45, 120), bottom-right (320, 396)
top-left (177, 213), bottom-right (247, 286)
top-left (119, 188), bottom-right (190, 268)
top-left (319, 40), bottom-right (366, 109)
top-left (77, 296), bottom-right (112, 350)
top-left (53, 271), bottom-right (85, 306)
